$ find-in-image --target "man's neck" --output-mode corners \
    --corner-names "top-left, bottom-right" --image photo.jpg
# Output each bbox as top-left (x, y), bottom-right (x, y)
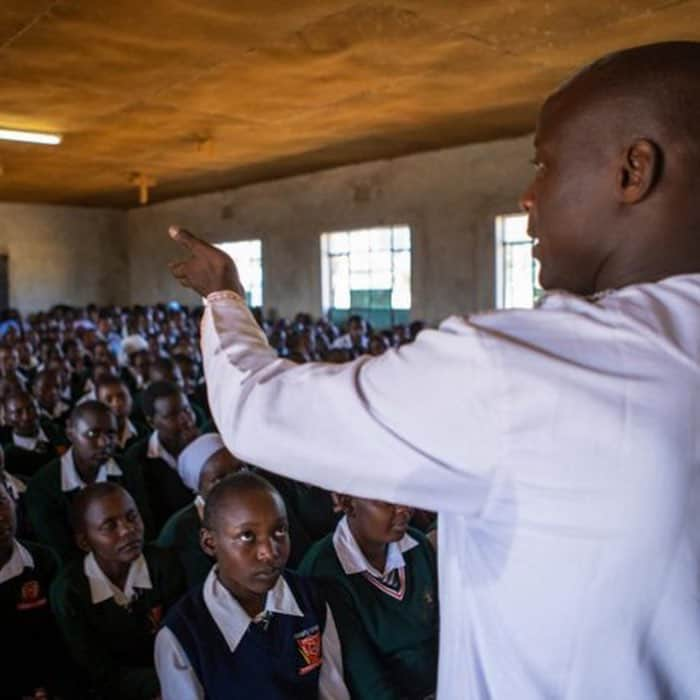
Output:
top-left (73, 455), bottom-right (102, 484)
top-left (96, 555), bottom-right (131, 591)
top-left (348, 520), bottom-right (388, 573)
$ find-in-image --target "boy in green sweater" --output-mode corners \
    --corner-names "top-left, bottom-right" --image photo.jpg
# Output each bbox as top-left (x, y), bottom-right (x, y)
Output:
top-left (51, 481), bottom-right (186, 700)
top-left (299, 496), bottom-right (439, 700)
top-left (25, 401), bottom-right (152, 561)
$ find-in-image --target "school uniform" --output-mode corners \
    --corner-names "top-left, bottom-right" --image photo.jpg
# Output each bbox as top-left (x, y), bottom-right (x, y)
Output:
top-left (0, 419), bottom-right (67, 478)
top-left (299, 519), bottom-right (438, 700)
top-left (2, 472), bottom-right (33, 540)
top-left (156, 497), bottom-right (213, 588)
top-left (155, 566), bottom-right (350, 700)
top-left (124, 432), bottom-right (193, 532)
top-left (1, 539), bottom-right (74, 699)
top-left (51, 543), bottom-right (186, 700)
top-left (116, 418), bottom-right (147, 454)
top-left (37, 398), bottom-right (72, 428)
top-left (25, 448), bottom-right (153, 561)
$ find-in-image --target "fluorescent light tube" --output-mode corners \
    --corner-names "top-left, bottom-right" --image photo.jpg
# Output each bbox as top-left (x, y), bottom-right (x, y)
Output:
top-left (0, 128), bottom-right (62, 145)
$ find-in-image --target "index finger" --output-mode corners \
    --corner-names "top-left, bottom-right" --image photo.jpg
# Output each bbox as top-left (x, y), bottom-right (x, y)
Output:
top-left (168, 226), bottom-right (209, 252)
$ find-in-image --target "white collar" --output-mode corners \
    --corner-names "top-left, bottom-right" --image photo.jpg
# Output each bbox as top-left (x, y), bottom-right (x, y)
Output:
top-left (60, 448), bottom-right (123, 492)
top-left (38, 399), bottom-right (69, 420)
top-left (12, 426), bottom-right (49, 451)
top-left (84, 552), bottom-right (152, 606)
top-left (202, 567), bottom-right (303, 653)
top-left (0, 540), bottom-right (35, 584)
top-left (147, 431), bottom-right (177, 470)
top-left (3, 472), bottom-right (27, 498)
top-left (118, 420), bottom-right (138, 448)
top-left (332, 515), bottom-right (419, 578)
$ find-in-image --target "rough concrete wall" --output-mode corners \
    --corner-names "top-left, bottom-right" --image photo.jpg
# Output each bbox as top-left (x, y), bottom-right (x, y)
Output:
top-left (0, 203), bottom-right (128, 314)
top-left (127, 135), bottom-right (533, 325)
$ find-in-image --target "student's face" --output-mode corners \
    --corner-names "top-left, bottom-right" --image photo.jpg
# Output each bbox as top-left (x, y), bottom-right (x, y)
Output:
top-left (68, 409), bottom-right (118, 468)
top-left (130, 351), bottom-right (149, 375)
top-left (347, 498), bottom-right (413, 545)
top-left (78, 489), bottom-right (144, 564)
top-left (519, 87), bottom-right (617, 295)
top-left (0, 484), bottom-right (17, 550)
top-left (198, 449), bottom-right (243, 499)
top-left (33, 373), bottom-right (60, 408)
top-left (201, 489), bottom-right (290, 598)
top-left (92, 343), bottom-right (113, 365)
top-left (5, 394), bottom-right (39, 437)
top-left (349, 319), bottom-right (366, 341)
top-left (151, 393), bottom-right (198, 449)
top-left (0, 348), bottom-right (18, 374)
top-left (97, 383), bottom-right (133, 420)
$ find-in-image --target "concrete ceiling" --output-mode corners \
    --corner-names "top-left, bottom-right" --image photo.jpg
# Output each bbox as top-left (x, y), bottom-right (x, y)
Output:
top-left (0, 1), bottom-right (698, 209)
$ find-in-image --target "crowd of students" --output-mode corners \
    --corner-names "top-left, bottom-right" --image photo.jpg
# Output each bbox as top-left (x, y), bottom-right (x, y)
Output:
top-left (0, 303), bottom-right (437, 700)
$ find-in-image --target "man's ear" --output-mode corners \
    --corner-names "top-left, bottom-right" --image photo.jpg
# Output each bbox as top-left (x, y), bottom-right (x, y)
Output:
top-left (617, 138), bottom-right (662, 204)
top-left (200, 527), bottom-right (217, 558)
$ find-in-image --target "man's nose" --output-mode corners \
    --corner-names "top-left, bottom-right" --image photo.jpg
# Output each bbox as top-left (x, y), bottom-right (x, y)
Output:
top-left (519, 180), bottom-right (535, 213)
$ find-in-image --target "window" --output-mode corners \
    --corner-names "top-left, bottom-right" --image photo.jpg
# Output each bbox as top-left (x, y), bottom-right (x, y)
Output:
top-left (494, 214), bottom-right (542, 309)
top-left (321, 226), bottom-right (411, 328)
top-left (215, 240), bottom-right (263, 307)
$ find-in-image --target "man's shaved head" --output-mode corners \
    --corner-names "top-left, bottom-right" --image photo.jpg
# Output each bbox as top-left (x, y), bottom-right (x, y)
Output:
top-left (521, 41), bottom-right (700, 296)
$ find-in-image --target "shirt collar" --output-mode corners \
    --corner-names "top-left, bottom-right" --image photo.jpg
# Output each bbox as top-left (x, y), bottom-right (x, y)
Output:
top-left (118, 420), bottom-right (138, 448)
top-left (332, 515), bottom-right (419, 578)
top-left (3, 472), bottom-right (27, 498)
top-left (147, 431), bottom-right (177, 470)
top-left (202, 567), bottom-right (303, 653)
top-left (84, 552), bottom-right (152, 606)
top-left (12, 426), bottom-right (49, 451)
top-left (0, 540), bottom-right (35, 584)
top-left (60, 448), bottom-right (123, 492)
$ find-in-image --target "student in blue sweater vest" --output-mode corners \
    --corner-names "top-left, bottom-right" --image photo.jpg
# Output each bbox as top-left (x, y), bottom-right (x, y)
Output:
top-left (155, 471), bottom-right (350, 700)
top-left (299, 495), bottom-right (439, 700)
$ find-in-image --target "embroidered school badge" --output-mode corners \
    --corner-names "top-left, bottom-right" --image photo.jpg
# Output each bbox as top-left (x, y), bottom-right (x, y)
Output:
top-left (295, 625), bottom-right (323, 675)
top-left (16, 579), bottom-right (48, 611)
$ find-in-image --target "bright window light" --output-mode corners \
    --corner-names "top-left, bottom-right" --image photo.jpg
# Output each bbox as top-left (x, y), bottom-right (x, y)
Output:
top-left (215, 240), bottom-right (263, 307)
top-left (494, 213), bottom-right (542, 309)
top-left (0, 128), bottom-right (62, 145)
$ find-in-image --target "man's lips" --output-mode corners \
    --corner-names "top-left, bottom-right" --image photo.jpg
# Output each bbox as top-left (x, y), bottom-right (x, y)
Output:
top-left (118, 539), bottom-right (142, 554)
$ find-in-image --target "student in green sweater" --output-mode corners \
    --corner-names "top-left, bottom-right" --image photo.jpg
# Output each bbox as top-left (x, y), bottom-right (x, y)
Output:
top-left (299, 495), bottom-right (439, 700)
top-left (0, 478), bottom-right (76, 700)
top-left (25, 401), bottom-right (153, 561)
top-left (51, 481), bottom-right (186, 700)
top-left (157, 432), bottom-right (243, 586)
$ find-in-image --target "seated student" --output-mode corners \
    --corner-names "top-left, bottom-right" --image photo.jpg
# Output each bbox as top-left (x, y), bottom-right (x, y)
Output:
top-left (1, 449), bottom-right (33, 541)
top-left (262, 471), bottom-right (340, 568)
top-left (155, 472), bottom-right (350, 700)
top-left (96, 376), bottom-right (146, 452)
top-left (157, 433), bottom-right (243, 587)
top-left (124, 381), bottom-right (200, 532)
top-left (0, 390), bottom-right (67, 478)
top-left (0, 478), bottom-right (74, 700)
top-left (32, 368), bottom-right (72, 427)
top-left (299, 496), bottom-right (439, 700)
top-left (26, 401), bottom-right (152, 561)
top-left (51, 482), bottom-right (186, 700)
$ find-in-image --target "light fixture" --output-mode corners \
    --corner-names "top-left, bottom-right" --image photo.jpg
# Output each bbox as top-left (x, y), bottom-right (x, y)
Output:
top-left (0, 128), bottom-right (62, 145)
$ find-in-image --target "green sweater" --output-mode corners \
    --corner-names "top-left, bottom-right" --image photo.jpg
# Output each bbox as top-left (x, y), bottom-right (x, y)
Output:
top-left (2, 540), bottom-right (76, 699)
top-left (50, 544), bottom-right (186, 700)
top-left (156, 502), bottom-right (213, 587)
top-left (25, 456), bottom-right (154, 562)
top-left (299, 528), bottom-right (439, 700)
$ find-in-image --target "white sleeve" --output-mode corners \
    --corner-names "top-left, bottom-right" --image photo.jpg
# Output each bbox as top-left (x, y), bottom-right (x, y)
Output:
top-left (202, 293), bottom-right (502, 513)
top-left (154, 626), bottom-right (204, 700)
top-left (319, 604), bottom-right (351, 700)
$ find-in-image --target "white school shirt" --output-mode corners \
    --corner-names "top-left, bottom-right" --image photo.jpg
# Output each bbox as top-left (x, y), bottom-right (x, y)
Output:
top-left (84, 552), bottom-right (152, 607)
top-left (154, 567), bottom-right (350, 700)
top-left (147, 431), bottom-right (177, 470)
top-left (12, 426), bottom-right (50, 452)
top-left (60, 448), bottom-right (123, 492)
top-left (0, 539), bottom-right (34, 584)
top-left (200, 274), bottom-right (700, 700)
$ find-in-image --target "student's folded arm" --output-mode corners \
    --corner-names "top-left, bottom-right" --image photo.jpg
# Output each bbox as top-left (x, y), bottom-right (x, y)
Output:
top-left (202, 295), bottom-right (503, 514)
top-left (154, 627), bottom-right (204, 700)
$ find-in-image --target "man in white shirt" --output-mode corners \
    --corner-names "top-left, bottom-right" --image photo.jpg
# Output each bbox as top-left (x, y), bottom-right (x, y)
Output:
top-left (168, 42), bottom-right (700, 699)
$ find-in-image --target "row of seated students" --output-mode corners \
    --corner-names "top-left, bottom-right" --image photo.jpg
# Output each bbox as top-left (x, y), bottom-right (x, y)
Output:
top-left (0, 305), bottom-right (437, 700)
